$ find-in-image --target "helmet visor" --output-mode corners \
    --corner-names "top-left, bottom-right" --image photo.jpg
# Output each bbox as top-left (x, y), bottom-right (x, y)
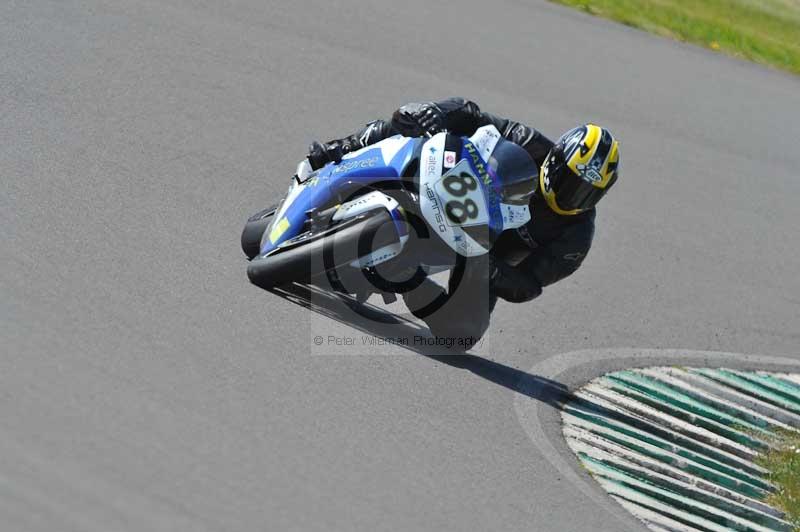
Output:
top-left (551, 171), bottom-right (609, 211)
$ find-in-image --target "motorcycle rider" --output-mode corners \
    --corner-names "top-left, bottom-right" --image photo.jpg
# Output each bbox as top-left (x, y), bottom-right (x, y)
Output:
top-left (305, 98), bottom-right (620, 348)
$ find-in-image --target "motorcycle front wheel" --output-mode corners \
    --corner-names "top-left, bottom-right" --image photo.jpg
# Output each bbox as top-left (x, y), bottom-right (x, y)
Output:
top-left (246, 208), bottom-right (398, 290)
top-left (241, 204), bottom-right (278, 260)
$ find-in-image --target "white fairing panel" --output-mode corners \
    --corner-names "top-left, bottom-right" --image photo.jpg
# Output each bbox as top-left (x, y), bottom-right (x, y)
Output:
top-left (376, 135), bottom-right (412, 165)
top-left (469, 125), bottom-right (502, 162)
top-left (330, 190), bottom-right (407, 269)
top-left (331, 190), bottom-right (400, 222)
top-left (350, 236), bottom-right (409, 269)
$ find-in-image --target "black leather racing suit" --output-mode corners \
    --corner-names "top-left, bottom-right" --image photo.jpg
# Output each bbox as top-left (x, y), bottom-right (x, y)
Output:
top-left (315, 98), bottom-right (595, 345)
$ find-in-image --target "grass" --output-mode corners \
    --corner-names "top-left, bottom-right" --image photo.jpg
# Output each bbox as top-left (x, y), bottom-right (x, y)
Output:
top-left (550, 0), bottom-right (800, 75)
top-left (756, 428), bottom-right (800, 529)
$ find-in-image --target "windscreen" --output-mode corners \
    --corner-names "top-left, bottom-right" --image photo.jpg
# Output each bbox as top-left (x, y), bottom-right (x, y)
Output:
top-left (487, 139), bottom-right (538, 206)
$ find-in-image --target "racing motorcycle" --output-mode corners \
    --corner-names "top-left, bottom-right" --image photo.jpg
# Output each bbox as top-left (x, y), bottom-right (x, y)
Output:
top-left (241, 125), bottom-right (537, 301)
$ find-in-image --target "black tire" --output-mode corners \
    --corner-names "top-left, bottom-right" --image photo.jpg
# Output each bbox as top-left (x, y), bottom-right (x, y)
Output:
top-left (241, 205), bottom-right (278, 259)
top-left (247, 209), bottom-right (398, 289)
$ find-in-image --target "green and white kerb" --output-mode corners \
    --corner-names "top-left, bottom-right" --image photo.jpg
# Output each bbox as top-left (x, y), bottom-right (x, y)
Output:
top-left (561, 367), bottom-right (800, 531)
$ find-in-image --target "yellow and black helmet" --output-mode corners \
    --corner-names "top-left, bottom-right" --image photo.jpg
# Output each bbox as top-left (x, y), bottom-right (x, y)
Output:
top-left (539, 124), bottom-right (620, 215)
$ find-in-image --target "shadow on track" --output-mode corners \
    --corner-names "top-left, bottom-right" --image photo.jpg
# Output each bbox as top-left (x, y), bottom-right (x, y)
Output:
top-left (267, 283), bottom-right (572, 409)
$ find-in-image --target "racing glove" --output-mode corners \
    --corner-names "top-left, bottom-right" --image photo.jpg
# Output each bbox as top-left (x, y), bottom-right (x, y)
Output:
top-left (307, 140), bottom-right (344, 171)
top-left (306, 120), bottom-right (395, 170)
top-left (392, 102), bottom-right (446, 137)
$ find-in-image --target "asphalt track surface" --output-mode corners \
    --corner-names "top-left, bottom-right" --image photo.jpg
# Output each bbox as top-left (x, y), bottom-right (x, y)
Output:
top-left (3, 1), bottom-right (800, 531)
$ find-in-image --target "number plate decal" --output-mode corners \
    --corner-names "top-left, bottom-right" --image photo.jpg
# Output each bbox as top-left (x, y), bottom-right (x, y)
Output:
top-left (433, 160), bottom-right (489, 227)
top-left (418, 133), bottom-right (491, 257)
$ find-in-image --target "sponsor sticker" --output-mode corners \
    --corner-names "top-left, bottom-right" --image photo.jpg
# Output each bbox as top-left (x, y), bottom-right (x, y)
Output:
top-left (269, 217), bottom-right (290, 245)
top-left (576, 163), bottom-right (603, 183)
top-left (424, 183), bottom-right (448, 234)
top-left (584, 168), bottom-right (603, 183)
top-left (500, 203), bottom-right (530, 229)
top-left (332, 156), bottom-right (380, 174)
top-left (443, 151), bottom-right (457, 168)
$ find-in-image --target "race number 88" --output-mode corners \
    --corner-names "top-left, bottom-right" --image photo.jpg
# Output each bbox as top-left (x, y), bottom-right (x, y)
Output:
top-left (443, 173), bottom-right (480, 225)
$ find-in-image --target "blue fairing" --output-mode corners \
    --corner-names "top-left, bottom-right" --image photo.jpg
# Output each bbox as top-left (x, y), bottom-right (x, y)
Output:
top-left (260, 139), bottom-right (417, 255)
